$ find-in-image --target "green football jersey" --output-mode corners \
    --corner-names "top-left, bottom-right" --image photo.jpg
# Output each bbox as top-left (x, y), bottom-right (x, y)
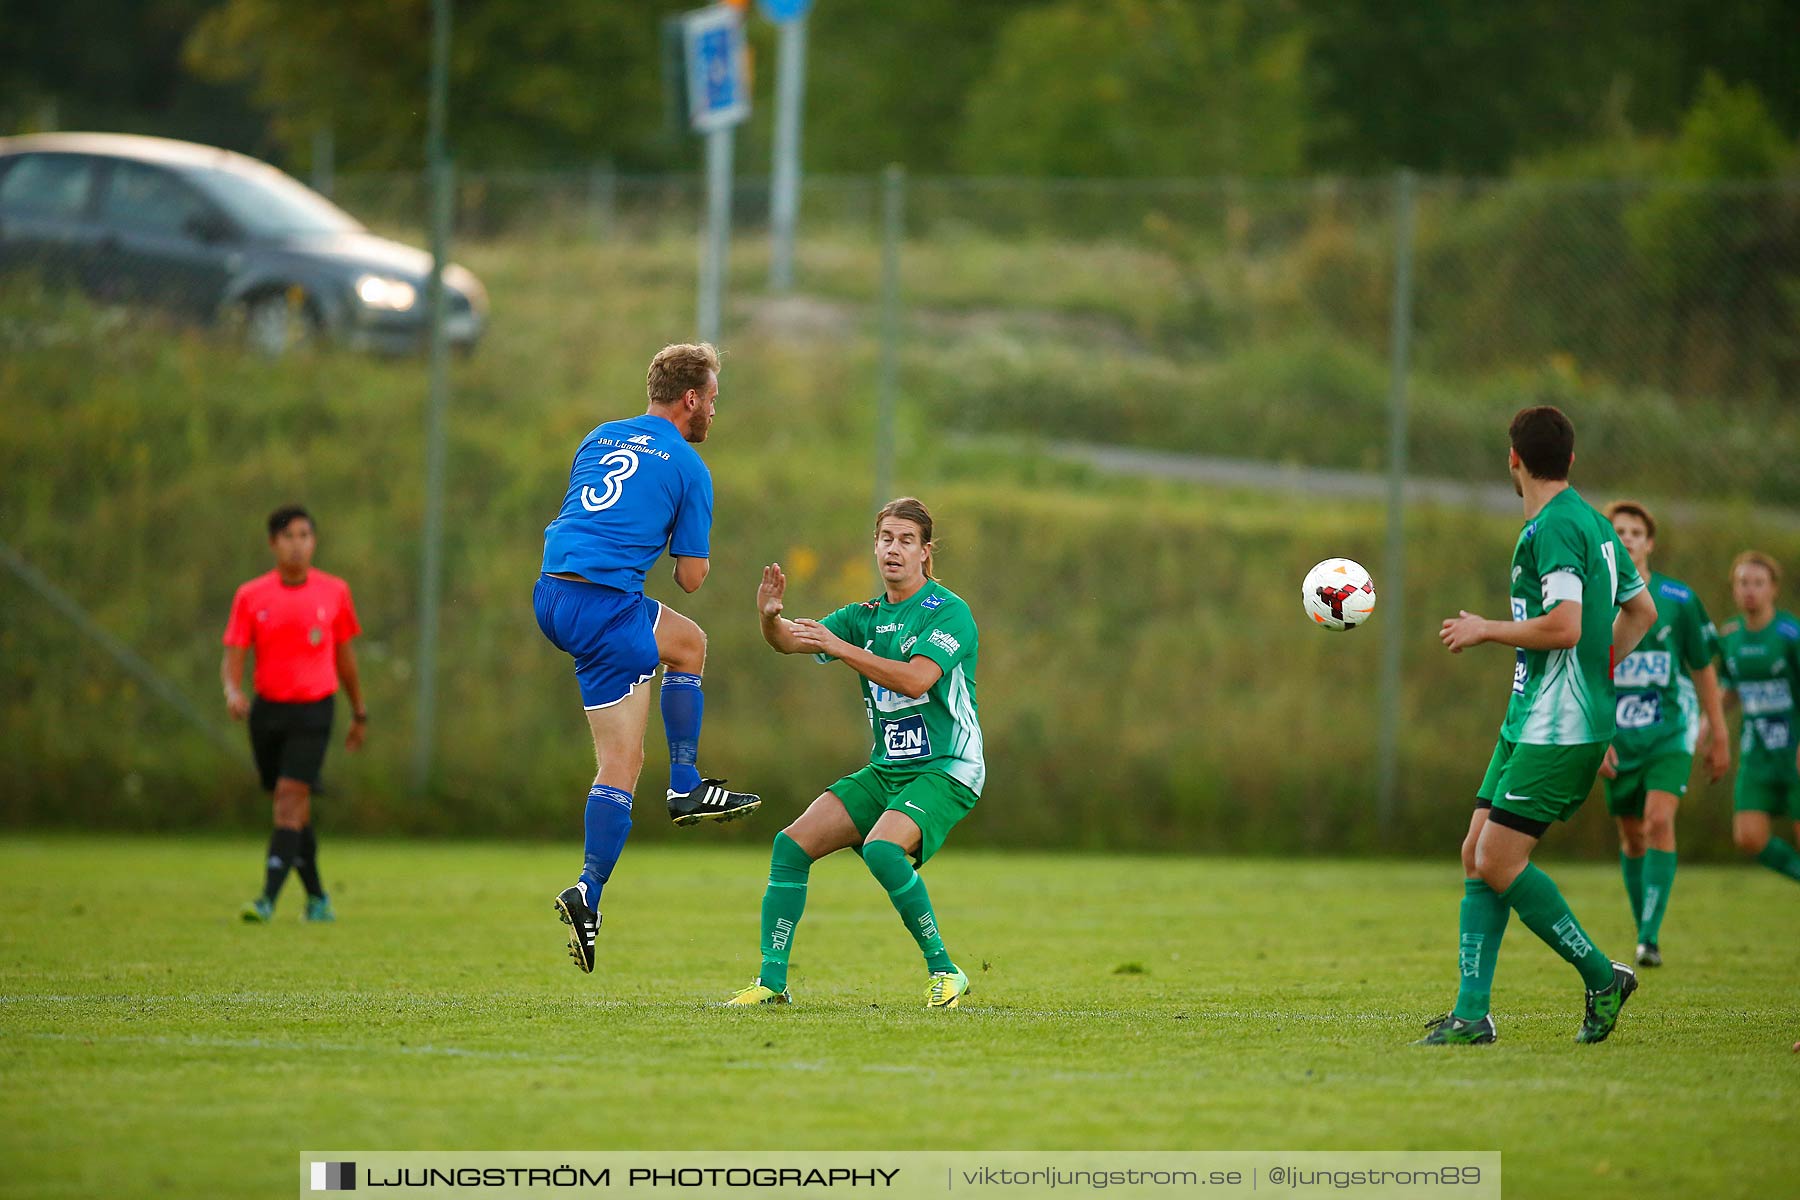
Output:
top-left (1610, 572), bottom-right (1717, 766)
top-left (1717, 609), bottom-right (1800, 778)
top-left (1501, 488), bottom-right (1645, 746)
top-left (817, 580), bottom-right (985, 795)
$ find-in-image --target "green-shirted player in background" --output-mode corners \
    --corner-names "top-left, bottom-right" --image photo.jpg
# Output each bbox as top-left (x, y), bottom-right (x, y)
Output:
top-left (1598, 501), bottom-right (1731, 969)
top-left (1717, 550), bottom-right (1800, 885)
top-left (726, 497), bottom-right (983, 1009)
top-left (1421, 406), bottom-right (1658, 1046)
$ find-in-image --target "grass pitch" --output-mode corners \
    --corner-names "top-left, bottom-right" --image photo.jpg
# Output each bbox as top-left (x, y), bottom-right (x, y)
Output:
top-left (3, 835), bottom-right (1793, 1199)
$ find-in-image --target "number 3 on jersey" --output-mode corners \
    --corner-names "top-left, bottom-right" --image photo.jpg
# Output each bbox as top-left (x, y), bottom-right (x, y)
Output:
top-left (580, 450), bottom-right (640, 512)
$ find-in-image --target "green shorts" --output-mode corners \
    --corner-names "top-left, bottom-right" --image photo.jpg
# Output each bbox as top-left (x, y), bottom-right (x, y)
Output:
top-left (1477, 738), bottom-right (1607, 827)
top-left (828, 763), bottom-right (978, 866)
top-left (1604, 750), bottom-right (1692, 817)
top-left (1734, 769), bottom-right (1800, 817)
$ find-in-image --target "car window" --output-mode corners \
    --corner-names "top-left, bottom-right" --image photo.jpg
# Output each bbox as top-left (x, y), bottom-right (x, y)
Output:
top-left (0, 154), bottom-right (96, 218)
top-left (99, 161), bottom-right (215, 236)
top-left (186, 164), bottom-right (361, 238)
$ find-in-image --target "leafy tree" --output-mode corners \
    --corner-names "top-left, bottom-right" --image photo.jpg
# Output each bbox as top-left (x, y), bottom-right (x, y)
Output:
top-left (1622, 74), bottom-right (1798, 395)
top-left (184, 0), bottom-right (692, 170)
top-left (0, 0), bottom-right (260, 149)
top-left (799, 0), bottom-right (1036, 173)
top-left (17, 0), bottom-right (1799, 182)
top-left (1300, 0), bottom-right (1800, 175)
top-left (181, 0), bottom-right (1040, 174)
top-left (956, 0), bottom-right (1307, 177)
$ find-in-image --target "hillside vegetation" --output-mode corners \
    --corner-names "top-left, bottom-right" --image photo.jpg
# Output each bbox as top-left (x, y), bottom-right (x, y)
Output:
top-left (4, 230), bottom-right (1795, 858)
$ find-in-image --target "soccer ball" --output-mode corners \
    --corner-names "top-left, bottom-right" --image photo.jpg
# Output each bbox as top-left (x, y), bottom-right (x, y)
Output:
top-left (1303, 558), bottom-right (1376, 631)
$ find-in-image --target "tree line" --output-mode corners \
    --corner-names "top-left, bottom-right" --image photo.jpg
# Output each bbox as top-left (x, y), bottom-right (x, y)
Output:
top-left (2, 0), bottom-right (1796, 178)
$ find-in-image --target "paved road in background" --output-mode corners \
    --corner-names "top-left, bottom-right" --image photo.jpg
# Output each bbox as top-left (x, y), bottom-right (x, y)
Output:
top-left (962, 436), bottom-right (1800, 531)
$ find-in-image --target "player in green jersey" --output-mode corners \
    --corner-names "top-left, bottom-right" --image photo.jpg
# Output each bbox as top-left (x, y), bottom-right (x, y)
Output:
top-left (1717, 550), bottom-right (1800, 885)
top-left (726, 497), bottom-right (983, 1009)
top-left (1598, 501), bottom-right (1731, 968)
top-left (1420, 407), bottom-right (1658, 1046)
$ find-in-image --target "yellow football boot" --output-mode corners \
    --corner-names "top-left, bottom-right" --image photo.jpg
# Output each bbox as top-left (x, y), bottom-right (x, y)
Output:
top-left (926, 967), bottom-right (970, 1009)
top-left (724, 979), bottom-right (792, 1006)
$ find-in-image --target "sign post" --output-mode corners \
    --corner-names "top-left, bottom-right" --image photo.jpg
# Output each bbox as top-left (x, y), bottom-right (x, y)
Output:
top-left (682, 5), bottom-right (751, 344)
top-left (760, 0), bottom-right (812, 292)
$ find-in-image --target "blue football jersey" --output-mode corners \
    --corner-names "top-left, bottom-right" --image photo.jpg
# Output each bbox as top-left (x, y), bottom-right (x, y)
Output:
top-left (540, 413), bottom-right (713, 592)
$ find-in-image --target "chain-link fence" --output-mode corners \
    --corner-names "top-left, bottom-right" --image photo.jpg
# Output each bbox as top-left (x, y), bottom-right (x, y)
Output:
top-left (4, 163), bottom-right (1797, 856)
top-left (325, 168), bottom-right (1800, 503)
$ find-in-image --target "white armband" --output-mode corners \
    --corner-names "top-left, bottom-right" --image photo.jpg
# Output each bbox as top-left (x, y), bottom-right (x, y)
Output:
top-left (1542, 570), bottom-right (1583, 607)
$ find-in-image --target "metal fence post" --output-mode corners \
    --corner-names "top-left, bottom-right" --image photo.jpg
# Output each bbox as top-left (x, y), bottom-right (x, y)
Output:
top-left (873, 164), bottom-right (904, 511)
top-left (413, 0), bottom-right (454, 795)
top-left (311, 126), bottom-right (335, 198)
top-left (1376, 170), bottom-right (1416, 835)
top-left (587, 161), bottom-right (617, 242)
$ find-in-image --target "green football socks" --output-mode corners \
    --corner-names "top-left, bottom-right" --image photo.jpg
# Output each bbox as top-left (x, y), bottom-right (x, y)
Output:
top-left (1638, 849), bottom-right (1676, 943)
top-left (1755, 836), bottom-right (1800, 883)
top-left (1452, 878), bottom-right (1509, 1021)
top-left (863, 839), bottom-right (955, 975)
top-left (1620, 852), bottom-right (1645, 930)
top-left (757, 832), bottom-right (813, 992)
top-left (1500, 864), bottom-right (1615, 991)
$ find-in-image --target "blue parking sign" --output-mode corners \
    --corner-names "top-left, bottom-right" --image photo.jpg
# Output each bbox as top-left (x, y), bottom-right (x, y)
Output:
top-left (758, 0), bottom-right (813, 20)
top-left (683, 6), bottom-right (750, 133)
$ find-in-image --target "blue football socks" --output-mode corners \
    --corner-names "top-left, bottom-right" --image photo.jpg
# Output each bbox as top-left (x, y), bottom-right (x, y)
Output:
top-left (578, 784), bottom-right (634, 907)
top-left (661, 671), bottom-right (705, 795)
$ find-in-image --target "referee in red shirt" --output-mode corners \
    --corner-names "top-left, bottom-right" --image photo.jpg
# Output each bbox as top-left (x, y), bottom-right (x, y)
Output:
top-left (222, 506), bottom-right (366, 923)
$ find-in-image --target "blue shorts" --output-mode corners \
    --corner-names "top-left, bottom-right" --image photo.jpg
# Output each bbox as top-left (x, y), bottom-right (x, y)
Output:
top-left (533, 574), bottom-right (662, 709)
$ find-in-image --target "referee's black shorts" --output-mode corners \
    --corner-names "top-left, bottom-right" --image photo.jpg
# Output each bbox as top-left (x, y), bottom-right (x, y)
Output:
top-left (248, 695), bottom-right (335, 792)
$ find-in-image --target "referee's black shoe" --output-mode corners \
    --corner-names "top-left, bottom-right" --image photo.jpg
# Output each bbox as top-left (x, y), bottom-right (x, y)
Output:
top-left (667, 779), bottom-right (761, 827)
top-left (554, 885), bottom-right (599, 974)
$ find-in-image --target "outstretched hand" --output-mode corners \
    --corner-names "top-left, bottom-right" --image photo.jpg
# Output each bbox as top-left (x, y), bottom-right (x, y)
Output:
top-left (789, 618), bottom-right (849, 659)
top-left (1440, 610), bottom-right (1488, 654)
top-left (758, 563), bottom-right (787, 618)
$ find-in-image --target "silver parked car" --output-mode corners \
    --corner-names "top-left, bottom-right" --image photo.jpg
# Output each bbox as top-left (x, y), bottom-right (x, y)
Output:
top-left (0, 132), bottom-right (487, 355)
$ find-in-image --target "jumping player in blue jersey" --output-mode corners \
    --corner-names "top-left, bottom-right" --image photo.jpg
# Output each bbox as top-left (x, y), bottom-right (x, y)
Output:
top-left (535, 342), bottom-right (760, 973)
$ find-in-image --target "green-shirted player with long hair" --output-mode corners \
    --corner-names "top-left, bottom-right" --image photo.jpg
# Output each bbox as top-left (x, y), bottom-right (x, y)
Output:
top-left (1421, 406), bottom-right (1658, 1046)
top-left (1718, 550), bottom-right (1800, 885)
top-left (726, 497), bottom-right (983, 1008)
top-left (1597, 501), bottom-right (1731, 969)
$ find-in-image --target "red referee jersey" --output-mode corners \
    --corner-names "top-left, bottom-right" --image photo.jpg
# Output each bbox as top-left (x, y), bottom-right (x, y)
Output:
top-left (223, 569), bottom-right (362, 702)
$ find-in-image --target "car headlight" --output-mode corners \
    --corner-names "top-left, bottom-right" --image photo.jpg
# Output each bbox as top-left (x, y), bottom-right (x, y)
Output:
top-left (355, 274), bottom-right (418, 311)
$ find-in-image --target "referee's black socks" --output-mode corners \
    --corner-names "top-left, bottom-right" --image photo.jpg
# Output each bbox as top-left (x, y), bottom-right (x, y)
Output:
top-left (294, 825), bottom-right (324, 899)
top-left (263, 827), bottom-right (304, 902)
